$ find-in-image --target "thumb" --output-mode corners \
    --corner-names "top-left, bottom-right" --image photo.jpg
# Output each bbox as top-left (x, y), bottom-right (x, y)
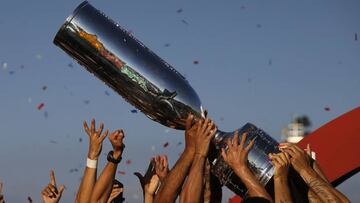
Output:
top-left (133, 172), bottom-right (144, 185)
top-left (58, 185), bottom-right (65, 195)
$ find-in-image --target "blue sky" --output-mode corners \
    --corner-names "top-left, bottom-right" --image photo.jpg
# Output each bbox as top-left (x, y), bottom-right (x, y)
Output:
top-left (0, 0), bottom-right (359, 202)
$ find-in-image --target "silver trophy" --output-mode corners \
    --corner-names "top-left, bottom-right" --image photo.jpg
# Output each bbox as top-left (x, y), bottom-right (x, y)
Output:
top-left (53, 1), bottom-right (279, 196)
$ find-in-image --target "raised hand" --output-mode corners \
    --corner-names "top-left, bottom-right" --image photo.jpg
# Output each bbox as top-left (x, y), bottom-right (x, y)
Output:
top-left (221, 131), bottom-right (255, 171)
top-left (281, 143), bottom-right (312, 174)
top-left (269, 152), bottom-right (291, 179)
top-left (154, 155), bottom-right (169, 182)
top-left (194, 118), bottom-right (217, 157)
top-left (108, 129), bottom-right (125, 159)
top-left (0, 181), bottom-right (4, 203)
top-left (41, 171), bottom-right (65, 203)
top-left (184, 113), bottom-right (199, 154)
top-left (107, 181), bottom-right (124, 203)
top-left (134, 160), bottom-right (160, 197)
top-left (83, 119), bottom-right (109, 160)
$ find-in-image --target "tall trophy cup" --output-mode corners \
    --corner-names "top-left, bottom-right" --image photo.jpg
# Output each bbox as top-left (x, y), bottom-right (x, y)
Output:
top-left (54, 1), bottom-right (279, 196)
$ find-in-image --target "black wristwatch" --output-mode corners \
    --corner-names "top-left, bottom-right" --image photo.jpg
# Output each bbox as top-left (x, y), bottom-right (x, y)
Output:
top-left (107, 151), bottom-right (122, 164)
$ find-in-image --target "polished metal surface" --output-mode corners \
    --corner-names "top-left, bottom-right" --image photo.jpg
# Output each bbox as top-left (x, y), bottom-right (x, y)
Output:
top-left (53, 1), bottom-right (279, 196)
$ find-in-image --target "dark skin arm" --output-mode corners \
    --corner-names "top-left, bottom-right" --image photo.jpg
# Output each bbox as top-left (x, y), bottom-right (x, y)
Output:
top-left (134, 159), bottom-right (160, 203)
top-left (90, 130), bottom-right (125, 203)
top-left (76, 119), bottom-right (108, 203)
top-left (0, 181), bottom-right (4, 203)
top-left (180, 119), bottom-right (217, 203)
top-left (282, 144), bottom-right (350, 203)
top-left (221, 131), bottom-right (273, 202)
top-left (269, 152), bottom-right (293, 203)
top-left (154, 114), bottom-right (198, 203)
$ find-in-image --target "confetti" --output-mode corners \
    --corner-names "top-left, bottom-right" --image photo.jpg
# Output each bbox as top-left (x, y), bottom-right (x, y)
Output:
top-left (2, 62), bottom-right (7, 70)
top-left (79, 137), bottom-right (83, 143)
top-left (164, 43), bottom-right (171, 47)
top-left (69, 168), bottom-right (79, 173)
top-left (20, 65), bottom-right (25, 69)
top-left (37, 103), bottom-right (45, 110)
top-left (256, 24), bottom-right (262, 28)
top-left (193, 60), bottom-right (199, 65)
top-left (355, 33), bottom-right (358, 41)
top-left (126, 159), bottom-right (132, 165)
top-left (36, 54), bottom-right (43, 60)
top-left (50, 140), bottom-right (57, 144)
top-left (324, 107), bottom-right (331, 111)
top-left (28, 196), bottom-right (33, 203)
top-left (83, 100), bottom-right (90, 105)
top-left (177, 142), bottom-right (182, 146)
top-left (131, 109), bottom-right (138, 113)
top-left (104, 90), bottom-right (110, 96)
top-left (163, 142), bottom-right (169, 148)
top-left (268, 59), bottom-right (272, 66)
top-left (42, 85), bottom-right (47, 91)
top-left (118, 171), bottom-right (126, 175)
top-left (176, 8), bottom-right (183, 13)
top-left (9, 70), bottom-right (15, 75)
top-left (68, 63), bottom-right (74, 68)
top-left (181, 19), bottom-right (189, 26)
top-left (240, 5), bottom-right (246, 10)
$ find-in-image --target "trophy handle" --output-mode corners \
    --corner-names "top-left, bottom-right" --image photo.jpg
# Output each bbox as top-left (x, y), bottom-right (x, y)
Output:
top-left (208, 123), bottom-right (279, 196)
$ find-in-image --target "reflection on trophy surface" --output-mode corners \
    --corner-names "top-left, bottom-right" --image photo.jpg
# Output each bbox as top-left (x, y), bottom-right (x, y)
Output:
top-left (53, 1), bottom-right (279, 196)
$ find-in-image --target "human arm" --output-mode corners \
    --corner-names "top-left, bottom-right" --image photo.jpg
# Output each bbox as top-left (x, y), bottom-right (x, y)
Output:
top-left (154, 114), bottom-right (198, 203)
top-left (76, 119), bottom-right (109, 203)
top-left (0, 181), bottom-right (4, 203)
top-left (221, 131), bottom-right (272, 201)
top-left (283, 144), bottom-right (350, 203)
top-left (269, 152), bottom-right (293, 203)
top-left (180, 119), bottom-right (217, 203)
top-left (41, 171), bottom-right (65, 203)
top-left (90, 130), bottom-right (125, 203)
top-left (134, 159), bottom-right (160, 203)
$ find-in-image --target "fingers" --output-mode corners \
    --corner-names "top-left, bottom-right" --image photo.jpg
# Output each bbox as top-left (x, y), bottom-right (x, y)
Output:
top-left (306, 144), bottom-right (311, 156)
top-left (97, 122), bottom-right (104, 136)
top-left (83, 121), bottom-right (90, 135)
top-left (100, 129), bottom-right (109, 142)
top-left (133, 172), bottom-right (144, 186)
top-left (239, 132), bottom-right (247, 150)
top-left (245, 139), bottom-right (255, 152)
top-left (91, 118), bottom-right (95, 133)
top-left (233, 130), bottom-right (239, 148)
top-left (221, 148), bottom-right (227, 162)
top-left (58, 185), bottom-right (65, 195)
top-left (185, 113), bottom-right (194, 130)
top-left (50, 170), bottom-right (56, 186)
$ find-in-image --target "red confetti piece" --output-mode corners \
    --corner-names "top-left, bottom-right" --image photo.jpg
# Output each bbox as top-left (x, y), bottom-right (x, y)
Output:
top-left (37, 103), bottom-right (45, 110)
top-left (193, 60), bottom-right (199, 65)
top-left (28, 196), bottom-right (33, 203)
top-left (118, 171), bottom-right (126, 175)
top-left (163, 142), bottom-right (169, 148)
top-left (126, 159), bottom-right (132, 165)
top-left (324, 107), bottom-right (331, 111)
